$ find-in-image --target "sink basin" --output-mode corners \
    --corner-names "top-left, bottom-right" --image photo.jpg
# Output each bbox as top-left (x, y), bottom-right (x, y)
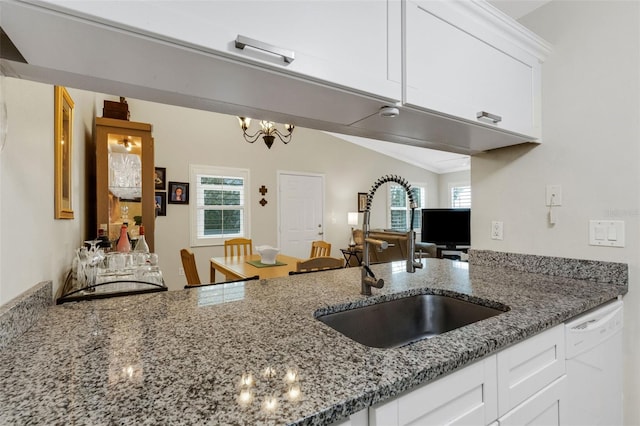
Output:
top-left (317, 294), bottom-right (506, 348)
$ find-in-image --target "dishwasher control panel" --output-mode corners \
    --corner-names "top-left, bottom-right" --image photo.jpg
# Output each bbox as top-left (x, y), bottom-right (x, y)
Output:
top-left (565, 299), bottom-right (623, 359)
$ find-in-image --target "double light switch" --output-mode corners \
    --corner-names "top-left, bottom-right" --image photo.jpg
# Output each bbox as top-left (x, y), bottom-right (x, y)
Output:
top-left (589, 220), bottom-right (625, 247)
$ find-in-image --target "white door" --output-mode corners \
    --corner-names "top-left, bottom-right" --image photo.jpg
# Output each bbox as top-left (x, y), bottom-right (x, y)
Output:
top-left (278, 172), bottom-right (324, 259)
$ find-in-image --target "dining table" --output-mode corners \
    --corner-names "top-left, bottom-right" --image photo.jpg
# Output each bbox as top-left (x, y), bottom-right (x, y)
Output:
top-left (209, 253), bottom-right (301, 282)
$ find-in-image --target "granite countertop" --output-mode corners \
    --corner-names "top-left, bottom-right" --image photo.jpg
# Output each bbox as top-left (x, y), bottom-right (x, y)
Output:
top-left (0, 257), bottom-right (626, 425)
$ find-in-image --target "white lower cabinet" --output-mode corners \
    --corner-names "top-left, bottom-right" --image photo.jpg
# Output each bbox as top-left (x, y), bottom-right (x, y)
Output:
top-left (333, 408), bottom-right (368, 426)
top-left (340, 325), bottom-right (567, 426)
top-left (497, 376), bottom-right (567, 426)
top-left (369, 356), bottom-right (497, 426)
top-left (497, 325), bottom-right (565, 416)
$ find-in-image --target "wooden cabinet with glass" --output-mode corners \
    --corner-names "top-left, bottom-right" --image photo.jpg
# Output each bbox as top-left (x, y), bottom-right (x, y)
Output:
top-left (95, 117), bottom-right (155, 251)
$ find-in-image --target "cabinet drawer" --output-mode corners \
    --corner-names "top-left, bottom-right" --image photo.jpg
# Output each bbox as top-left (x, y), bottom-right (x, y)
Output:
top-left (497, 325), bottom-right (565, 416)
top-left (370, 355), bottom-right (497, 425)
top-left (498, 375), bottom-right (567, 426)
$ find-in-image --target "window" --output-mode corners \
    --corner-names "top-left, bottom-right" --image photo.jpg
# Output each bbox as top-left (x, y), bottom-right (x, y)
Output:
top-left (388, 184), bottom-right (427, 232)
top-left (450, 184), bottom-right (471, 208)
top-left (190, 165), bottom-right (250, 247)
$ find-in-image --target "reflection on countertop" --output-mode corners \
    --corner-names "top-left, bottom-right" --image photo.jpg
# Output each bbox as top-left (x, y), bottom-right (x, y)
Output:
top-left (195, 281), bottom-right (246, 307)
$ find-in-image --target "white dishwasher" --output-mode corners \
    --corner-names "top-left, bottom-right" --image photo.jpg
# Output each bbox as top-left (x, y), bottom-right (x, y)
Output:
top-left (565, 298), bottom-right (624, 426)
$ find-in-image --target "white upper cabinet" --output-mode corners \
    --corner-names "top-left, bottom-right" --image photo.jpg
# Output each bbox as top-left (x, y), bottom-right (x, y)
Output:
top-left (404, 0), bottom-right (550, 139)
top-left (5, 0), bottom-right (551, 154)
top-left (26, 0), bottom-right (402, 103)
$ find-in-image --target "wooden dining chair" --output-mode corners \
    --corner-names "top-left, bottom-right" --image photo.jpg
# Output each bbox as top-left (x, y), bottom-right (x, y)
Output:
top-left (294, 256), bottom-right (343, 273)
top-left (309, 240), bottom-right (331, 258)
top-left (180, 248), bottom-right (201, 286)
top-left (224, 238), bottom-right (253, 257)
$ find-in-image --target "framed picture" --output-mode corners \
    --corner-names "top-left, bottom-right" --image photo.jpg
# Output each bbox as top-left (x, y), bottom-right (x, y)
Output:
top-left (154, 167), bottom-right (166, 190)
top-left (358, 192), bottom-right (368, 213)
top-left (168, 181), bottom-right (189, 204)
top-left (155, 192), bottom-right (167, 216)
top-left (54, 86), bottom-right (74, 219)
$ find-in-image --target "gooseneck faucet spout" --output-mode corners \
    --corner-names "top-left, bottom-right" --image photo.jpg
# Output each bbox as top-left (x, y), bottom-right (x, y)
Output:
top-left (361, 175), bottom-right (424, 296)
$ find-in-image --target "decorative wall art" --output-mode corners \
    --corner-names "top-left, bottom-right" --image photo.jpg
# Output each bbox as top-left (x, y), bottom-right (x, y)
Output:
top-left (155, 192), bottom-right (167, 216)
top-left (259, 185), bottom-right (268, 206)
top-left (54, 86), bottom-right (74, 219)
top-left (154, 167), bottom-right (166, 190)
top-left (168, 181), bottom-right (189, 204)
top-left (358, 192), bottom-right (368, 213)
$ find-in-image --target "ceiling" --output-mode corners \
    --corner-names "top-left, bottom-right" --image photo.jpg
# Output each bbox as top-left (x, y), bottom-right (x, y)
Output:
top-left (327, 133), bottom-right (471, 174)
top-left (335, 0), bottom-right (551, 175)
top-left (488, 0), bottom-right (551, 19)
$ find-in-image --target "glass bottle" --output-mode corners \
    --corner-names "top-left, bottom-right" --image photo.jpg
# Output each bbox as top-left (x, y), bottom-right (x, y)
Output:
top-left (133, 224), bottom-right (150, 253)
top-left (123, 222), bottom-right (132, 242)
top-left (97, 224), bottom-right (111, 251)
top-left (116, 223), bottom-right (131, 253)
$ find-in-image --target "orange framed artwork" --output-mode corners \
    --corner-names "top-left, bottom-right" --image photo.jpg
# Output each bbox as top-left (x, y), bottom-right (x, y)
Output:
top-left (54, 86), bottom-right (74, 219)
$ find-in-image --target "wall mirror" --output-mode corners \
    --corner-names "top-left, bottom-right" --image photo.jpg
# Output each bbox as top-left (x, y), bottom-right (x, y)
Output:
top-left (95, 117), bottom-right (154, 251)
top-left (54, 86), bottom-right (74, 219)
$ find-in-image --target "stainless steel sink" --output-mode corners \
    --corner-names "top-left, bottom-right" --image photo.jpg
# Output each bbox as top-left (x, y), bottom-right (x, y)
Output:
top-left (317, 294), bottom-right (506, 348)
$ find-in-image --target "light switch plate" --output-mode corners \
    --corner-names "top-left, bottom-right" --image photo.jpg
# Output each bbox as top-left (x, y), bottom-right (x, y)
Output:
top-left (589, 220), bottom-right (625, 247)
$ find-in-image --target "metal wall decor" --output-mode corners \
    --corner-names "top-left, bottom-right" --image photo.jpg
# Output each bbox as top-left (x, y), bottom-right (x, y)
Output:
top-left (259, 185), bottom-right (268, 206)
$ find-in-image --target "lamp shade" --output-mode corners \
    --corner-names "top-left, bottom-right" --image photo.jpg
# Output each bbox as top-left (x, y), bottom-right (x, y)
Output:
top-left (347, 212), bottom-right (359, 226)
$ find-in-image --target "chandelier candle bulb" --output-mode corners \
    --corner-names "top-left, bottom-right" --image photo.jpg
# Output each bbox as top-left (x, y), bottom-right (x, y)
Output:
top-left (240, 373), bottom-right (254, 387)
top-left (262, 366), bottom-right (276, 379)
top-left (287, 384), bottom-right (301, 401)
top-left (262, 396), bottom-right (278, 413)
top-left (284, 368), bottom-right (299, 383)
top-left (237, 388), bottom-right (254, 406)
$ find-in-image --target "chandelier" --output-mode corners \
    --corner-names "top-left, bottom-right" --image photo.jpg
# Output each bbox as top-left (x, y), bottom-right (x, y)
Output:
top-left (237, 117), bottom-right (294, 149)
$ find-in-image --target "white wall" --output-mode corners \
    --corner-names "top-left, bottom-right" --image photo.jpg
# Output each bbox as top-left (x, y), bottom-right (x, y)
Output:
top-left (117, 97), bottom-right (438, 290)
top-left (0, 83), bottom-right (438, 304)
top-left (0, 78), bottom-right (95, 303)
top-left (471, 2), bottom-right (640, 423)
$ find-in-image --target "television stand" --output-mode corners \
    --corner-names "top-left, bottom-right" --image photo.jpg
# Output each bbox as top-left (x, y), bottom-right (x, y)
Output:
top-left (436, 245), bottom-right (470, 260)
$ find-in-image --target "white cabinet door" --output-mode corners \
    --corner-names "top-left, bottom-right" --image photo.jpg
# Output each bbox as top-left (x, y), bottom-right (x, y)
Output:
top-left (497, 325), bottom-right (565, 416)
top-left (33, 0), bottom-right (402, 102)
top-left (370, 355), bottom-right (498, 426)
top-left (331, 409), bottom-right (368, 426)
top-left (404, 0), bottom-right (541, 138)
top-left (498, 376), bottom-right (567, 426)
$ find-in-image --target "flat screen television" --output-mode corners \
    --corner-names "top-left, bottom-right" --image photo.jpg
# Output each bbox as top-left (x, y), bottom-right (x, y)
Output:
top-left (421, 208), bottom-right (471, 249)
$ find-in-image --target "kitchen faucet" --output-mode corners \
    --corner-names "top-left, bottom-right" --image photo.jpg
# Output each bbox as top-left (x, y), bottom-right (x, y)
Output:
top-left (361, 175), bottom-right (423, 296)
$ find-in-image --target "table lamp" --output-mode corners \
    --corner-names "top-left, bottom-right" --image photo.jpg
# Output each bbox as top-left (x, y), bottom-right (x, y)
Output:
top-left (347, 212), bottom-right (359, 247)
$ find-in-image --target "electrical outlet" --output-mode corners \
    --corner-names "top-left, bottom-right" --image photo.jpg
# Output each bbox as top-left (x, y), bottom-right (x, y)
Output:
top-left (491, 221), bottom-right (504, 240)
top-left (546, 184), bottom-right (562, 206)
top-left (178, 267), bottom-right (185, 276)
